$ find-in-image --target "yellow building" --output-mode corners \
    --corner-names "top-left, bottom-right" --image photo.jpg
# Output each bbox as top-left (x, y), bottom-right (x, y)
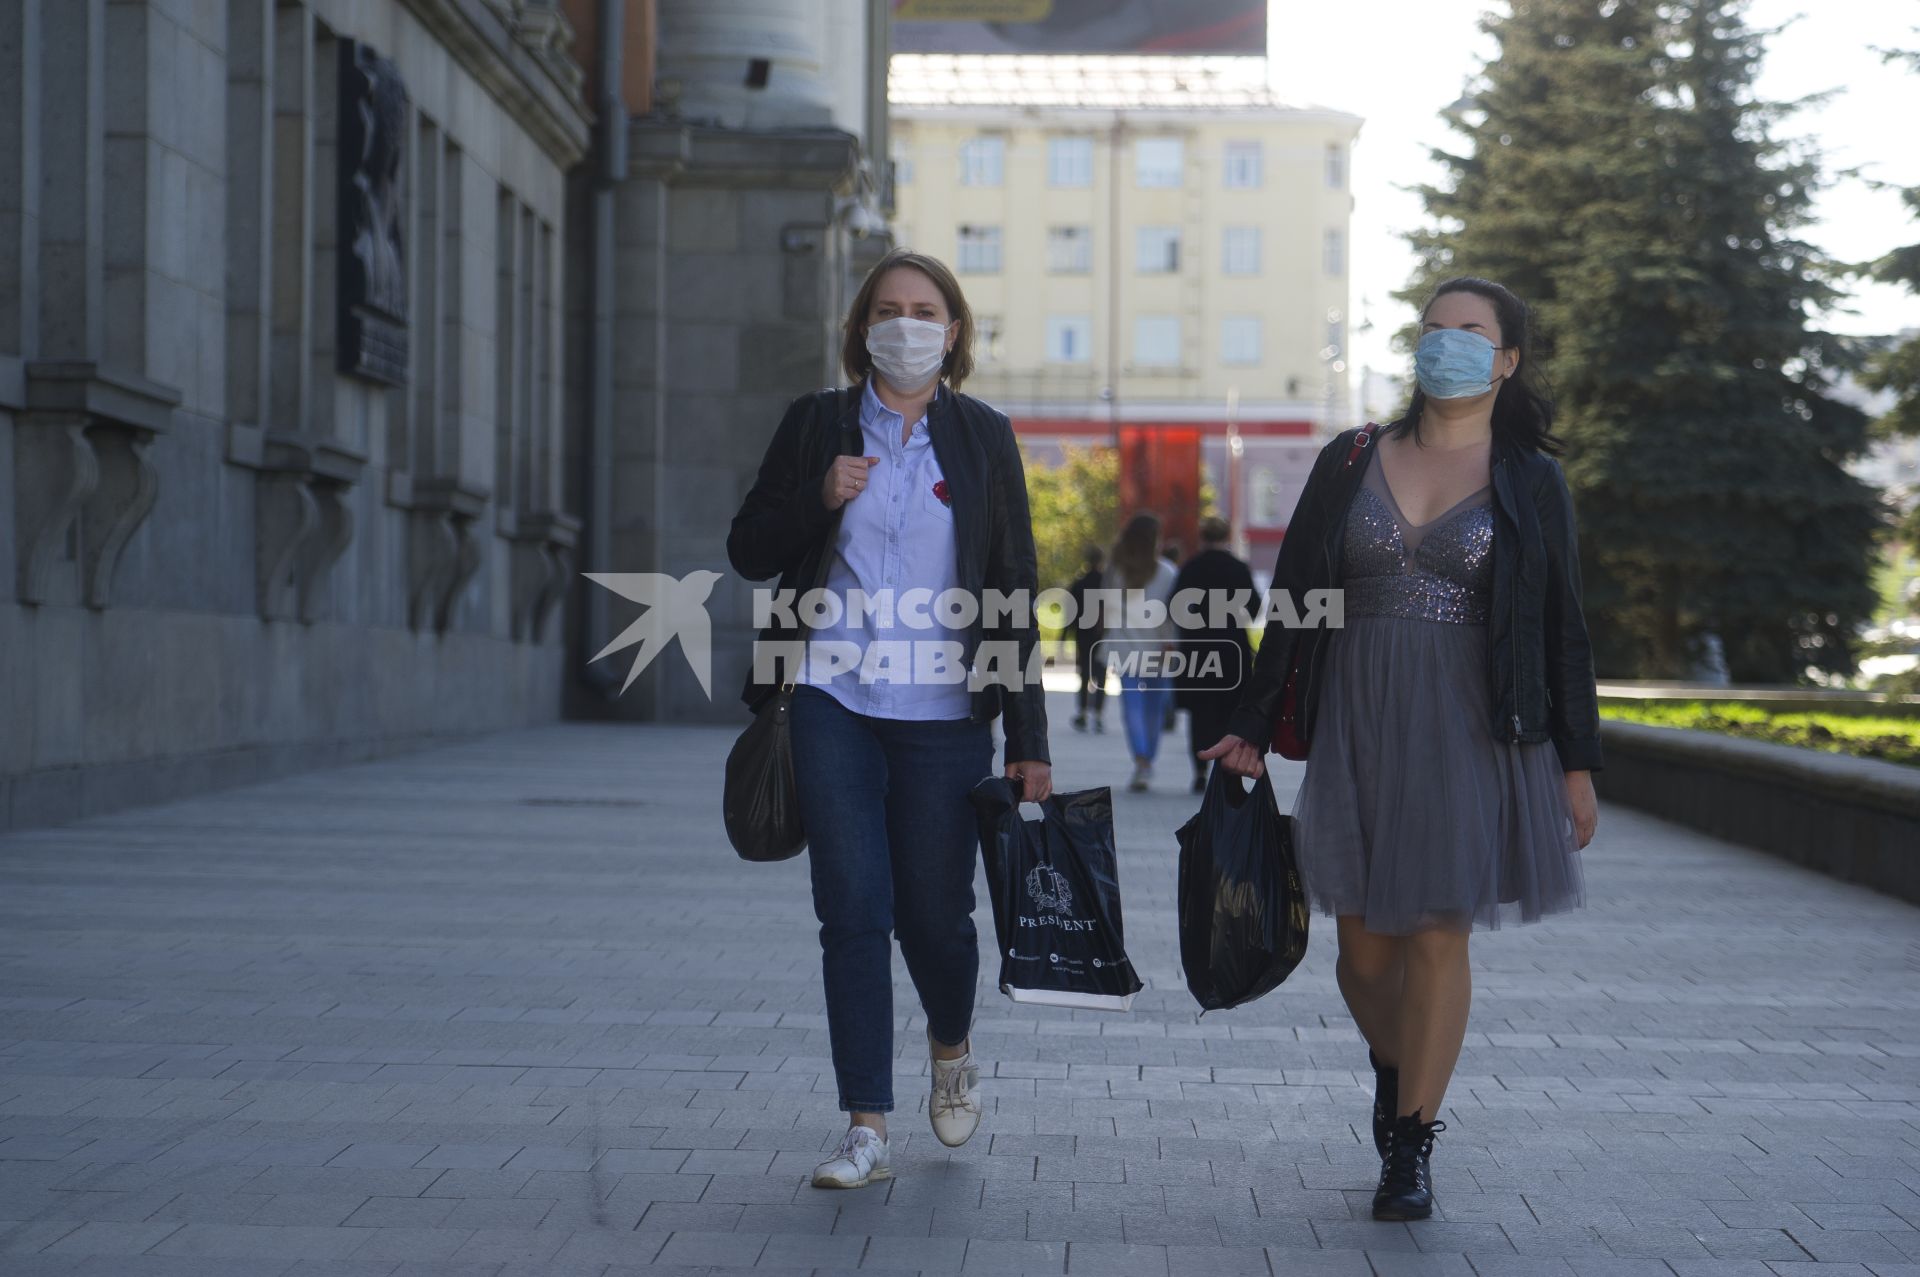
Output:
top-left (889, 55), bottom-right (1363, 563)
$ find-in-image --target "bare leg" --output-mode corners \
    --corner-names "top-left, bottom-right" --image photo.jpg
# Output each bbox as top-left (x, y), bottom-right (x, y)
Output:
top-left (1335, 915), bottom-right (1404, 1066)
top-left (1395, 928), bottom-right (1472, 1119)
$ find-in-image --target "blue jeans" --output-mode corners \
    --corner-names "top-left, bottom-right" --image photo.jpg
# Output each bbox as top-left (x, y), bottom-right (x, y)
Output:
top-left (789, 686), bottom-right (993, 1113)
top-left (1120, 674), bottom-right (1172, 762)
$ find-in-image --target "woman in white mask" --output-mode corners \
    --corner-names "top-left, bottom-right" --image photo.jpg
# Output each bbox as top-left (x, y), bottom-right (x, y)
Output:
top-left (728, 249), bottom-right (1051, 1191)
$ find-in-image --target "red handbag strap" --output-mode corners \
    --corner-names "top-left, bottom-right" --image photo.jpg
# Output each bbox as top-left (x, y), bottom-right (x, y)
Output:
top-left (1344, 421), bottom-right (1383, 468)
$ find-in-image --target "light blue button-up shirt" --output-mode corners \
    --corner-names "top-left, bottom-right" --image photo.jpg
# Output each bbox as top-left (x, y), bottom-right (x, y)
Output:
top-left (801, 379), bottom-right (973, 720)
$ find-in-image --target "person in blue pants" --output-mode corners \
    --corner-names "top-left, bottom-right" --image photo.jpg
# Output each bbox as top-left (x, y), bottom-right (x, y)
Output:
top-left (1102, 512), bottom-right (1178, 792)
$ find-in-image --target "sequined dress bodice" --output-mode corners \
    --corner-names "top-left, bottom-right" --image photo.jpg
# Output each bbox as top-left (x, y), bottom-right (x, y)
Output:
top-left (1341, 460), bottom-right (1494, 624)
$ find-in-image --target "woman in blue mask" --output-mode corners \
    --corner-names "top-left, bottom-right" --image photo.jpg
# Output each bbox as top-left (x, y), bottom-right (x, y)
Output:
top-left (1202, 277), bottom-right (1602, 1222)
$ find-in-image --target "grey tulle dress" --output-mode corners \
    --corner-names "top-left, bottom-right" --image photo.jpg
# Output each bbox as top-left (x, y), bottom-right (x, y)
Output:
top-left (1289, 459), bottom-right (1584, 935)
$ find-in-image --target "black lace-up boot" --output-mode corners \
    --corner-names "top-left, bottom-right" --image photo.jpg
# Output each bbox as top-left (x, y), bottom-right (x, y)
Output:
top-left (1372, 1109), bottom-right (1446, 1221)
top-left (1368, 1049), bottom-right (1399, 1158)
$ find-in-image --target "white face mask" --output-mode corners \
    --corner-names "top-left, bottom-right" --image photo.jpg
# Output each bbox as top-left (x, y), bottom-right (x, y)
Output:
top-left (865, 316), bottom-right (951, 393)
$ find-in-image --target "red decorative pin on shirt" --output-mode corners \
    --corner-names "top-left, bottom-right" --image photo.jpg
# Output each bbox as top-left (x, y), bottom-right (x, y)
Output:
top-left (932, 479), bottom-right (951, 506)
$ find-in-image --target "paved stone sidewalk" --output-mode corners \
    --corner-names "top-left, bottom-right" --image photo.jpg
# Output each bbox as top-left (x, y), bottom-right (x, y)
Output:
top-left (1, 689), bottom-right (1917, 1277)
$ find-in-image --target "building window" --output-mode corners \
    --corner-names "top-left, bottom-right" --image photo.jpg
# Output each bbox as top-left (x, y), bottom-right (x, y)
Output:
top-left (1047, 225), bottom-right (1092, 274)
top-left (1222, 315), bottom-right (1262, 366)
top-left (1221, 226), bottom-right (1261, 276)
top-left (1136, 225), bottom-right (1181, 274)
top-left (1048, 136), bottom-right (1093, 187)
top-left (1223, 140), bottom-right (1262, 188)
top-left (1325, 316), bottom-right (1345, 363)
top-left (1250, 464), bottom-right (1279, 526)
top-left (959, 135), bottom-right (1004, 186)
top-left (1324, 228), bottom-right (1346, 276)
top-left (1325, 142), bottom-right (1346, 189)
top-left (1134, 137), bottom-right (1183, 188)
top-left (977, 315), bottom-right (1004, 362)
top-left (1046, 315), bottom-right (1092, 364)
top-left (1133, 315), bottom-right (1181, 366)
top-left (958, 224), bottom-right (1002, 273)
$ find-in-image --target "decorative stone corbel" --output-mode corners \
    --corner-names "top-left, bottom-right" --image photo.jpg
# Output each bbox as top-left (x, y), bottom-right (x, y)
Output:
top-left (13, 362), bottom-right (178, 608)
top-left (408, 476), bottom-right (490, 634)
top-left (297, 476), bottom-right (357, 624)
top-left (254, 434), bottom-right (367, 623)
top-left (256, 471), bottom-right (318, 622)
top-left (13, 414), bottom-right (96, 606)
top-left (508, 509), bottom-right (580, 642)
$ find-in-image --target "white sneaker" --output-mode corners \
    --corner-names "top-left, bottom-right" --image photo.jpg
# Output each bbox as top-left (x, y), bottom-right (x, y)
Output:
top-left (811, 1125), bottom-right (891, 1189)
top-left (928, 1034), bottom-right (983, 1148)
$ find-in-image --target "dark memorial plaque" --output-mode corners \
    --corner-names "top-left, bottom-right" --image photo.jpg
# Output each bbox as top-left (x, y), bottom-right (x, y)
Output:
top-left (338, 39), bottom-right (409, 386)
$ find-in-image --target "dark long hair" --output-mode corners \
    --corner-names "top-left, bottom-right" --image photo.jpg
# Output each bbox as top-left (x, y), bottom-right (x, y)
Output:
top-left (1390, 277), bottom-right (1564, 457)
top-left (1109, 512), bottom-right (1163, 589)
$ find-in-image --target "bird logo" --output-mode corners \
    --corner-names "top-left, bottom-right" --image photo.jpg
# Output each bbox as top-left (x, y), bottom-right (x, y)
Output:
top-left (583, 570), bottom-right (723, 698)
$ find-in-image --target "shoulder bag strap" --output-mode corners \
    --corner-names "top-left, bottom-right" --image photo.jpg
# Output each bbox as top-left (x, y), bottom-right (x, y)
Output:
top-left (1343, 420), bottom-right (1383, 469)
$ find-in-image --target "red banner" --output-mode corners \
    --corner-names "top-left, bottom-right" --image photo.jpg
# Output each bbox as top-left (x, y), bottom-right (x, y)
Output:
top-left (1117, 426), bottom-right (1202, 563)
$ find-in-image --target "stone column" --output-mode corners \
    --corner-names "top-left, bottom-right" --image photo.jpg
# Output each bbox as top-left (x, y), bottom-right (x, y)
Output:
top-left (655, 0), bottom-right (836, 130)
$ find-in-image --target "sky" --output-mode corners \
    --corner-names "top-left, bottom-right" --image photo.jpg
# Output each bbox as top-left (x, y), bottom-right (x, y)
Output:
top-left (1268, 0), bottom-right (1920, 398)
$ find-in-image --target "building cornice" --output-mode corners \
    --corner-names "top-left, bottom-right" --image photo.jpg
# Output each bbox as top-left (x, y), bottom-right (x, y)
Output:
top-left (398, 0), bottom-right (592, 166)
top-left (891, 104), bottom-right (1364, 134)
top-left (626, 120), bottom-right (862, 190)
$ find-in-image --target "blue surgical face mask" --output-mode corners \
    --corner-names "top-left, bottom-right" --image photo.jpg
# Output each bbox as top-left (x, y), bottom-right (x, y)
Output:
top-left (1414, 327), bottom-right (1502, 400)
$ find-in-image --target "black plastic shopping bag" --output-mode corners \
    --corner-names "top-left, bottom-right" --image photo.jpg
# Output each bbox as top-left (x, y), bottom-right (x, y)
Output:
top-left (1177, 763), bottom-right (1310, 1011)
top-left (968, 777), bottom-right (1144, 1011)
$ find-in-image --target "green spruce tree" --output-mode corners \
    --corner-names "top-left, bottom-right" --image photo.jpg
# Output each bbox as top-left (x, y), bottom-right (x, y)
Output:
top-left (1860, 38), bottom-right (1920, 541)
top-left (1402, 0), bottom-right (1884, 682)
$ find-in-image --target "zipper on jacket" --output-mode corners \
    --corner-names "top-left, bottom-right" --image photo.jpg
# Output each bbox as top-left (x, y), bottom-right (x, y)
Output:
top-left (1508, 463), bottom-right (1522, 741)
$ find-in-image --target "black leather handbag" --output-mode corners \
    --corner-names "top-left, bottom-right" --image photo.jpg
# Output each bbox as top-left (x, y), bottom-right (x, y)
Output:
top-left (722, 392), bottom-right (853, 862)
top-left (722, 679), bottom-right (809, 862)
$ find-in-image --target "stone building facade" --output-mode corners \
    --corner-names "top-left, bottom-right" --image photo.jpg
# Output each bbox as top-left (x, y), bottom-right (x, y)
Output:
top-left (561, 0), bottom-right (895, 725)
top-left (0, 0), bottom-right (592, 831)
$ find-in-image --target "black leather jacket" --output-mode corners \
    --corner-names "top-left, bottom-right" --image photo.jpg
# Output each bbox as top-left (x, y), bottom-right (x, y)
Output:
top-left (727, 382), bottom-right (1051, 767)
top-left (1223, 425), bottom-right (1605, 773)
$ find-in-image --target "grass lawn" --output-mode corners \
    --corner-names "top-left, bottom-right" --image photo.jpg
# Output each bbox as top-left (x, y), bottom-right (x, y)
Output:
top-left (1600, 699), bottom-right (1920, 768)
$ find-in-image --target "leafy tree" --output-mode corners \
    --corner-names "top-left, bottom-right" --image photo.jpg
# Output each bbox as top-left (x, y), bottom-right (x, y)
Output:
top-left (1023, 443), bottom-right (1119, 593)
top-left (1402, 0), bottom-right (1885, 682)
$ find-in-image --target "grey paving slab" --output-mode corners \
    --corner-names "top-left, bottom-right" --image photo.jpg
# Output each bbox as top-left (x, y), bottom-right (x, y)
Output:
top-left (0, 694), bottom-right (1916, 1277)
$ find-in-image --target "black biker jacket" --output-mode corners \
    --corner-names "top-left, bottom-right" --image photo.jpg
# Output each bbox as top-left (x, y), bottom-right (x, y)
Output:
top-left (727, 382), bottom-right (1051, 768)
top-left (1223, 425), bottom-right (1605, 773)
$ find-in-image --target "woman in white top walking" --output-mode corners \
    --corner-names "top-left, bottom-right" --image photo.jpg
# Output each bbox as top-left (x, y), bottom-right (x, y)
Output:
top-left (1103, 512), bottom-right (1180, 792)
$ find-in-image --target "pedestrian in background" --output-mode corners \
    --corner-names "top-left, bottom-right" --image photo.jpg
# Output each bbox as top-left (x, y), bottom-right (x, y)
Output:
top-left (1159, 542), bottom-right (1185, 733)
top-left (1104, 512), bottom-right (1179, 792)
top-left (727, 248), bottom-right (1052, 1192)
top-left (1068, 545), bottom-right (1108, 733)
top-left (1202, 277), bottom-right (1602, 1222)
top-left (1172, 516), bottom-right (1256, 793)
